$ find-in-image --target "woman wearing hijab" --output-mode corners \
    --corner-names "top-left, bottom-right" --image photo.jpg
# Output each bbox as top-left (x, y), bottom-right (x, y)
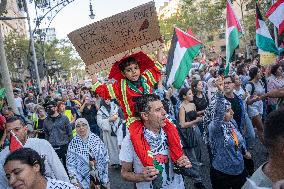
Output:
top-left (66, 118), bottom-right (110, 189)
top-left (97, 99), bottom-right (121, 168)
top-left (208, 77), bottom-right (251, 189)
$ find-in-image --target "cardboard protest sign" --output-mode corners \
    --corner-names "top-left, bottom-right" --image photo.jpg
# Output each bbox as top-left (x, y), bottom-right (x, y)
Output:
top-left (68, 1), bottom-right (162, 74)
top-left (260, 52), bottom-right (277, 66)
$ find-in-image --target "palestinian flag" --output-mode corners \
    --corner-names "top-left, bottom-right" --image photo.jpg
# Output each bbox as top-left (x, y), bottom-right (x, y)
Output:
top-left (166, 27), bottom-right (202, 89)
top-left (225, 0), bottom-right (242, 76)
top-left (256, 4), bottom-right (279, 55)
top-left (266, 0), bottom-right (284, 35)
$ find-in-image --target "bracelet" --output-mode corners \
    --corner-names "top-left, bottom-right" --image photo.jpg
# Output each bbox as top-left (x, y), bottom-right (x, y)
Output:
top-left (70, 176), bottom-right (78, 184)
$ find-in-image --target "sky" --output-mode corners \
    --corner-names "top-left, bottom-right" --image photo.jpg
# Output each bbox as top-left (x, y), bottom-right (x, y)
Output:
top-left (29, 0), bottom-right (167, 39)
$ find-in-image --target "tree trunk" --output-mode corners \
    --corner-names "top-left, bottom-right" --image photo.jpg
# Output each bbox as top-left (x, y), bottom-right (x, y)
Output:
top-left (0, 28), bottom-right (18, 114)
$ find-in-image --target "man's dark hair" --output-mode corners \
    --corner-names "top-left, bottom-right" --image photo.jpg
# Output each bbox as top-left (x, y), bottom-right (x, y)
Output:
top-left (270, 64), bottom-right (281, 76)
top-left (135, 94), bottom-right (160, 114)
top-left (264, 107), bottom-right (284, 156)
top-left (4, 148), bottom-right (46, 176)
top-left (236, 63), bottom-right (246, 75)
top-left (249, 67), bottom-right (259, 80)
top-left (6, 116), bottom-right (25, 125)
top-left (43, 99), bottom-right (57, 108)
top-left (224, 75), bottom-right (235, 83)
top-left (119, 57), bottom-right (139, 72)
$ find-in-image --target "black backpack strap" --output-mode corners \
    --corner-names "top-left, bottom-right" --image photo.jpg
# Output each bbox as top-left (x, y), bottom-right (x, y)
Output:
top-left (248, 82), bottom-right (255, 96)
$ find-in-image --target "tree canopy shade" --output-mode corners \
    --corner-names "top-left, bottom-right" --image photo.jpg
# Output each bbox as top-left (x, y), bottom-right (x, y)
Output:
top-left (3, 32), bottom-right (83, 79)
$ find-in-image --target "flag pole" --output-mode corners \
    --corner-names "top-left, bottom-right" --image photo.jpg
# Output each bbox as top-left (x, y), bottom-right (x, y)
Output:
top-left (272, 0), bottom-right (279, 48)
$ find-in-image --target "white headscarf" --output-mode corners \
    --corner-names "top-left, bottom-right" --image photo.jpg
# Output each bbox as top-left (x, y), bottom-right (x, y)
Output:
top-left (75, 118), bottom-right (90, 141)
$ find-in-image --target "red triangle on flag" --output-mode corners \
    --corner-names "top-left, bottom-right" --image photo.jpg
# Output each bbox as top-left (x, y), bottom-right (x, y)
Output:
top-left (9, 131), bottom-right (23, 153)
top-left (175, 28), bottom-right (201, 48)
top-left (187, 27), bottom-right (194, 36)
top-left (227, 0), bottom-right (242, 33)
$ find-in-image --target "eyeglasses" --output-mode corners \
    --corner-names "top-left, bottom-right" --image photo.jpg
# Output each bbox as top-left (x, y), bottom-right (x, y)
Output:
top-left (224, 81), bottom-right (233, 85)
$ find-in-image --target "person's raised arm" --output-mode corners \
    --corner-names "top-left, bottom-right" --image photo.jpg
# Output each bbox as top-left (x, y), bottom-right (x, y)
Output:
top-left (179, 106), bottom-right (202, 128)
top-left (262, 88), bottom-right (284, 99)
top-left (90, 74), bottom-right (118, 101)
top-left (213, 77), bottom-right (226, 126)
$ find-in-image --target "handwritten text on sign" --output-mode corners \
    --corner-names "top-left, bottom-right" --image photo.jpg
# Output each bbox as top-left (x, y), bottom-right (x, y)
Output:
top-left (68, 1), bottom-right (161, 67)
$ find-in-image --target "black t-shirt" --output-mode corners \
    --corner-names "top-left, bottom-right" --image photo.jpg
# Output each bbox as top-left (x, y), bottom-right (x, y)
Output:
top-left (225, 94), bottom-right (242, 130)
top-left (82, 105), bottom-right (98, 125)
top-left (37, 118), bottom-right (45, 139)
top-left (193, 94), bottom-right (209, 112)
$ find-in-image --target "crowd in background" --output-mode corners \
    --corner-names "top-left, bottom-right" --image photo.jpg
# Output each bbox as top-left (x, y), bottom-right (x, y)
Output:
top-left (0, 53), bottom-right (284, 189)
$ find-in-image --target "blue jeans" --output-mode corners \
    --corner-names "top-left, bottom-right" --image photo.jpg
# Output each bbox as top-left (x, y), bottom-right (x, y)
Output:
top-left (243, 113), bottom-right (255, 148)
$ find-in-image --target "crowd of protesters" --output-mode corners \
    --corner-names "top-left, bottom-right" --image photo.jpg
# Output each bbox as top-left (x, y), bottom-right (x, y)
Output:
top-left (0, 51), bottom-right (284, 189)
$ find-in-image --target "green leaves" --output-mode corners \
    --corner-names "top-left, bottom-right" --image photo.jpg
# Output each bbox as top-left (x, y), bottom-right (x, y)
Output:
top-left (159, 0), bottom-right (226, 45)
top-left (3, 31), bottom-right (83, 78)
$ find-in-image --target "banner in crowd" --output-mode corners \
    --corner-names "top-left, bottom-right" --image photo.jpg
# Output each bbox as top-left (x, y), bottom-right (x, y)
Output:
top-left (260, 52), bottom-right (277, 66)
top-left (68, 1), bottom-right (163, 74)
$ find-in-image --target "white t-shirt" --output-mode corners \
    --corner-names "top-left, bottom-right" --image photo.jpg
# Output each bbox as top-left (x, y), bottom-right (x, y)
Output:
top-left (14, 97), bottom-right (23, 108)
top-left (119, 129), bottom-right (184, 189)
top-left (46, 178), bottom-right (79, 189)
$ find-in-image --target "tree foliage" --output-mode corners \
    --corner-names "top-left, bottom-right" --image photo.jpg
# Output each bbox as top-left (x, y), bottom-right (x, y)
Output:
top-left (159, 0), bottom-right (226, 45)
top-left (4, 32), bottom-right (83, 80)
top-left (3, 33), bottom-right (30, 73)
top-left (159, 0), bottom-right (284, 54)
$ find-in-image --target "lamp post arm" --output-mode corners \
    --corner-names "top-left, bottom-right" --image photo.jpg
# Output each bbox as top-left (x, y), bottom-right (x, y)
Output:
top-left (32, 0), bottom-right (75, 34)
top-left (0, 16), bottom-right (27, 20)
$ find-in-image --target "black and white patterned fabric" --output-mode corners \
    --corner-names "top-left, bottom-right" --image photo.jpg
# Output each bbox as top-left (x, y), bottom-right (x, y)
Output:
top-left (202, 92), bottom-right (232, 145)
top-left (66, 132), bottom-right (109, 189)
top-left (46, 178), bottom-right (79, 189)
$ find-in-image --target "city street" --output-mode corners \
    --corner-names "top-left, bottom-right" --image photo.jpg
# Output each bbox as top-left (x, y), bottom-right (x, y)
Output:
top-left (0, 0), bottom-right (283, 189)
top-left (109, 135), bottom-right (268, 189)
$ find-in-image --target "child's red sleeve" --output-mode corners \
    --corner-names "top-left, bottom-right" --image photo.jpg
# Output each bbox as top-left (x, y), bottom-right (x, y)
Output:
top-left (91, 81), bottom-right (119, 100)
top-left (143, 62), bottom-right (163, 87)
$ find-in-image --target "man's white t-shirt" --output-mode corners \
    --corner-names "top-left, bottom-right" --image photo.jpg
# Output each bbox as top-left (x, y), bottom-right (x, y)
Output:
top-left (14, 97), bottom-right (23, 108)
top-left (119, 129), bottom-right (185, 189)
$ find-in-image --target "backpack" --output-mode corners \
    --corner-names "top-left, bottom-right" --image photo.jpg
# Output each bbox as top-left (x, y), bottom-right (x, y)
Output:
top-left (247, 82), bottom-right (255, 96)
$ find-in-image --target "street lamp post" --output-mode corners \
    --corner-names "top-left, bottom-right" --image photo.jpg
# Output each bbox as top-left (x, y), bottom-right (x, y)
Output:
top-left (24, 0), bottom-right (42, 94)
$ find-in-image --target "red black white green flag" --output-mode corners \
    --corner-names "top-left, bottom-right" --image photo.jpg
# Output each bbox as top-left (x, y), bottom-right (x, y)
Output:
top-left (166, 27), bottom-right (202, 89)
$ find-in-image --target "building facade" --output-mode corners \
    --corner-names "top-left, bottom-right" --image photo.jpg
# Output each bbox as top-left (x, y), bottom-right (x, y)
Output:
top-left (0, 0), bottom-right (26, 37)
top-left (158, 0), bottom-right (180, 20)
top-left (0, 0), bottom-right (29, 89)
